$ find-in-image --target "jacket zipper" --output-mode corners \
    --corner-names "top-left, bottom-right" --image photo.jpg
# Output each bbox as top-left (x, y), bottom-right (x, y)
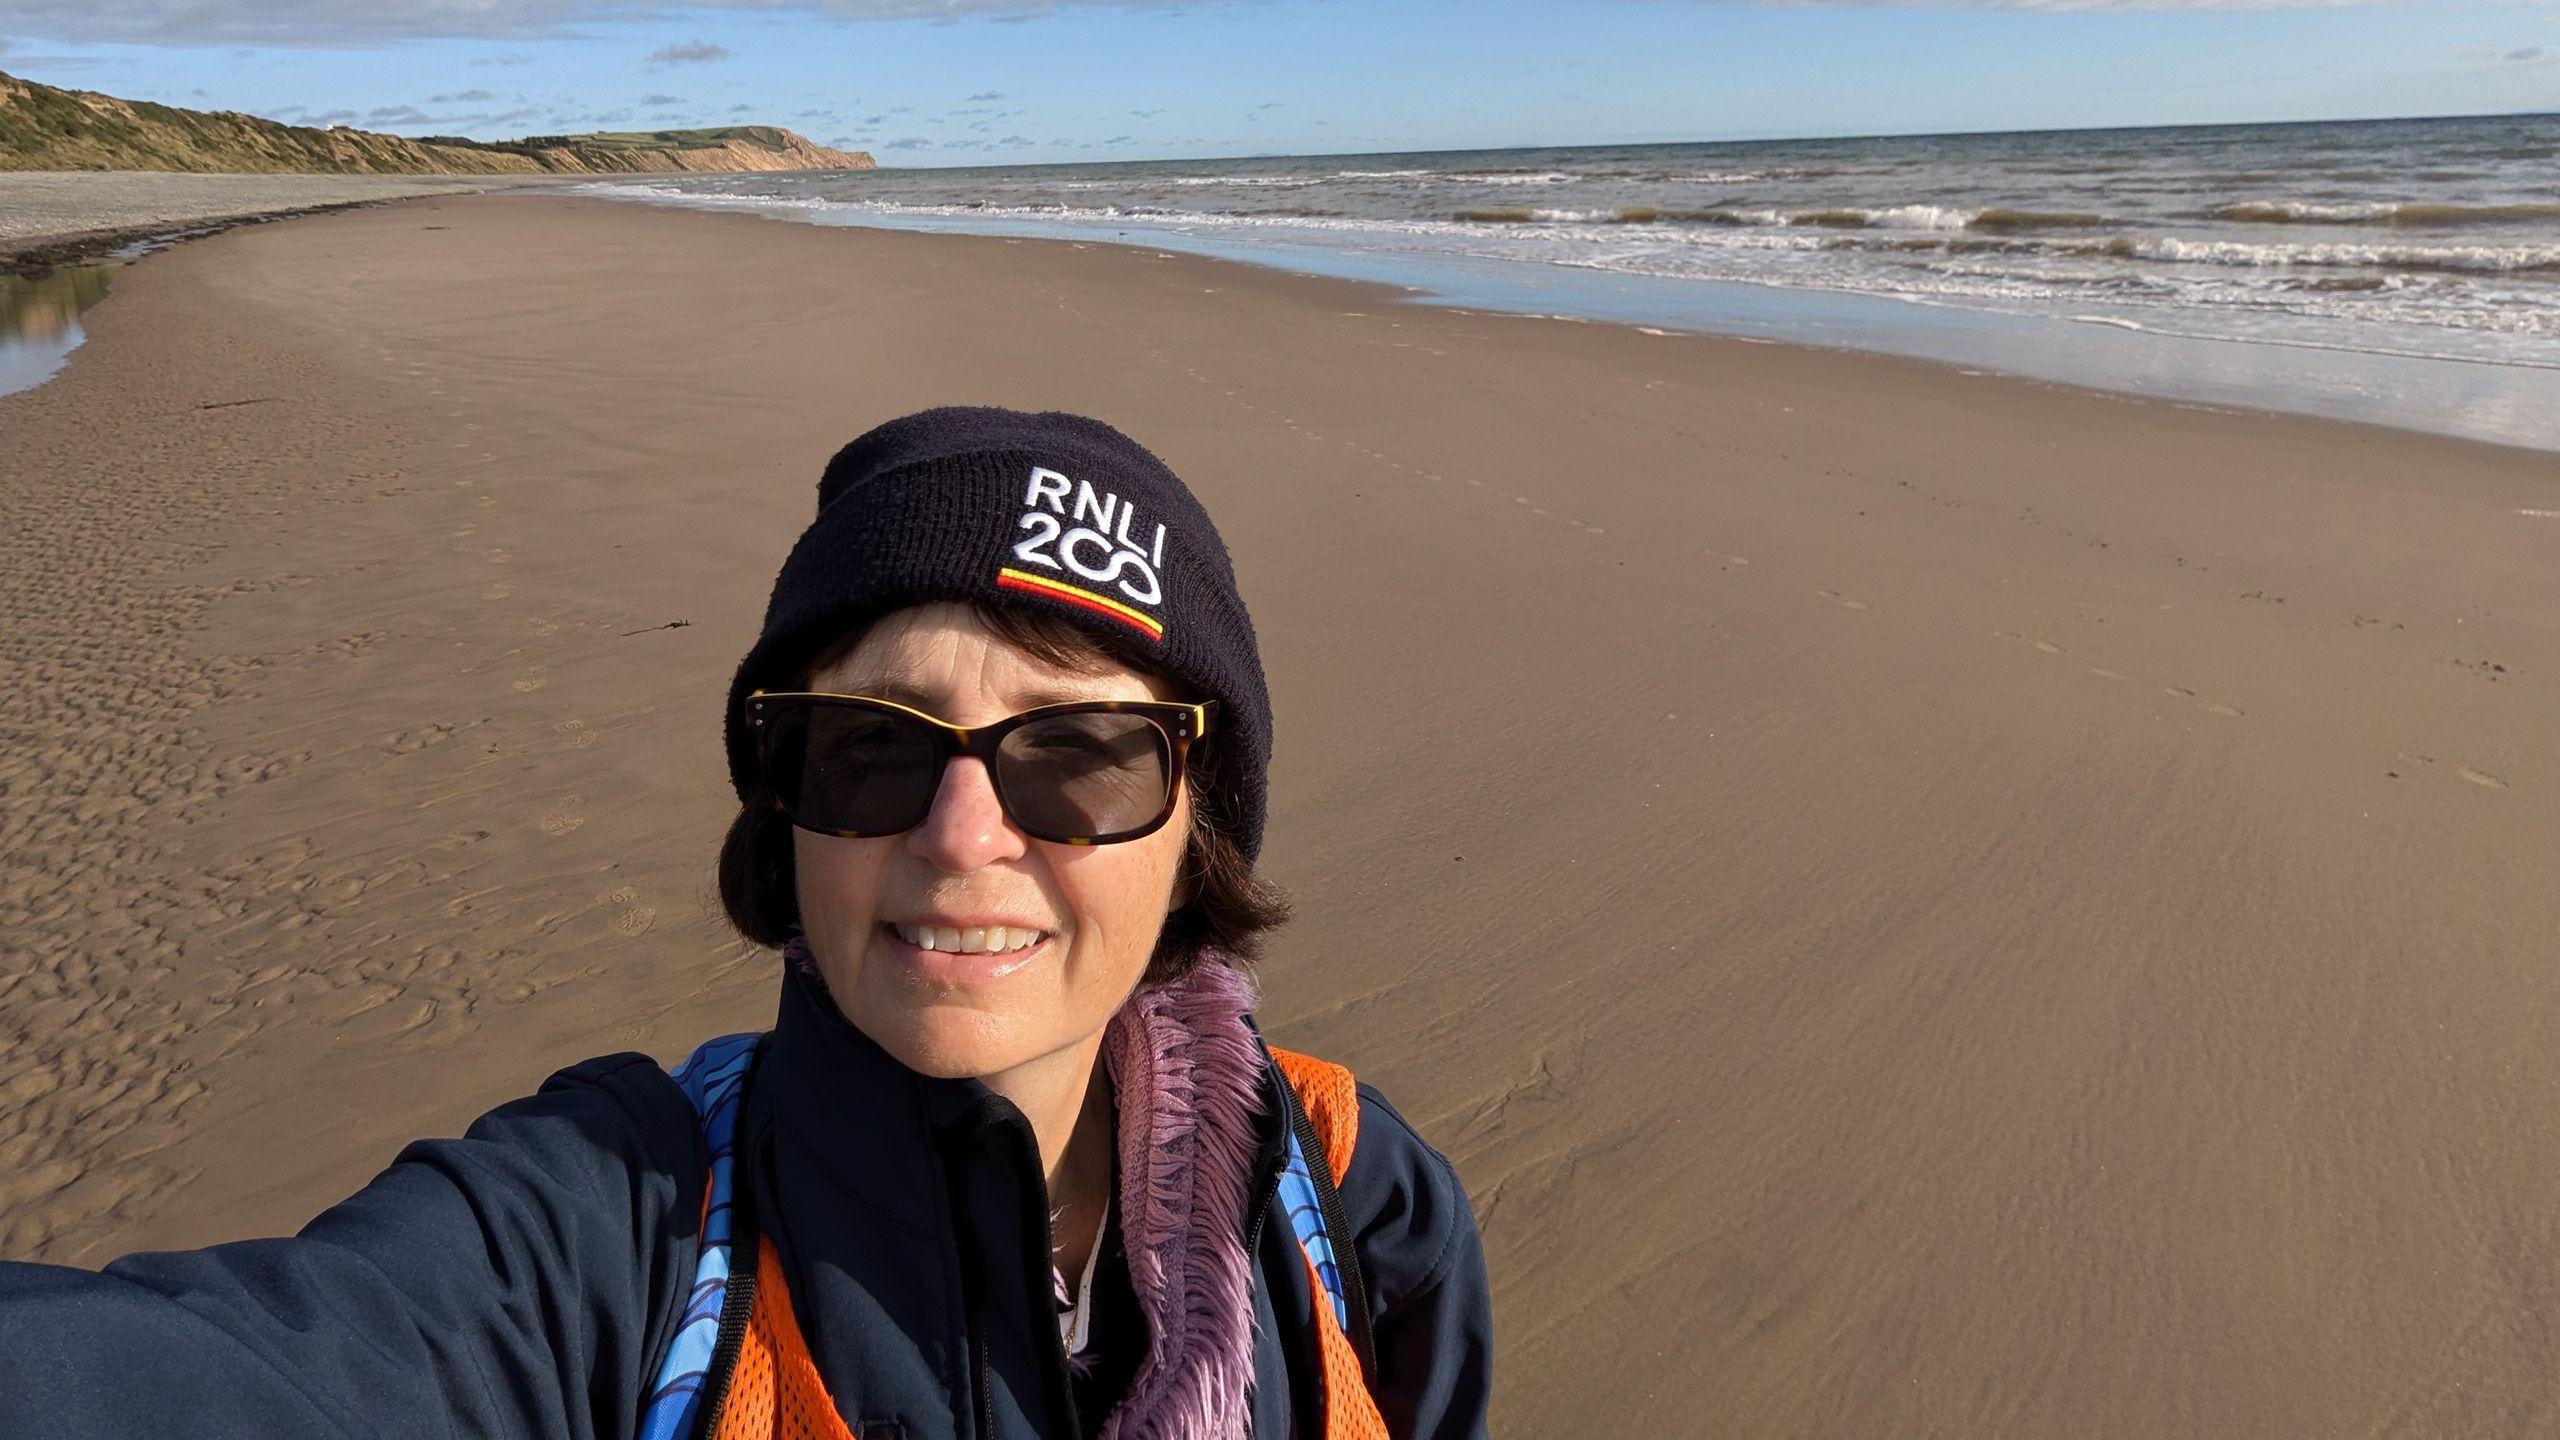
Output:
top-left (952, 1101), bottom-right (1086, 1440)
top-left (946, 1145), bottom-right (1000, 1440)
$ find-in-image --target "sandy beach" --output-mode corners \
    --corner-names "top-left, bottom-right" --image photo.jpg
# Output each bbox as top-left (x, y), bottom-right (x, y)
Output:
top-left (5, 191), bottom-right (2558, 1436)
top-left (0, 171), bottom-right (567, 265)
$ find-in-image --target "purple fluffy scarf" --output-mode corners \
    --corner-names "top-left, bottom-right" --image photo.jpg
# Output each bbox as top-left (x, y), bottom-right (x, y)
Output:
top-left (1095, 953), bottom-right (1267, 1440)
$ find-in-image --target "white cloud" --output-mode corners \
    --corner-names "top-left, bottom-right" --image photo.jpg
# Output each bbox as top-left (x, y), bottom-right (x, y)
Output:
top-left (646, 39), bottom-right (729, 64)
top-left (0, 0), bottom-right (1218, 48)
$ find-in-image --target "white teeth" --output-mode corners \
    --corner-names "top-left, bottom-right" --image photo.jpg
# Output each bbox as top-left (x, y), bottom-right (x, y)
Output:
top-left (894, 922), bottom-right (1045, 954)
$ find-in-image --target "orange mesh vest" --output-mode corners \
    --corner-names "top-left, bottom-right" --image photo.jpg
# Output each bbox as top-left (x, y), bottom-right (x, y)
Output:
top-left (674, 1045), bottom-right (1388, 1440)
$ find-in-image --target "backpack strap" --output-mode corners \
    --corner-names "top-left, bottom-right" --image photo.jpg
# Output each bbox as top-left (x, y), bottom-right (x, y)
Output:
top-left (638, 1033), bottom-right (766, 1440)
top-left (1268, 1046), bottom-right (1377, 1387)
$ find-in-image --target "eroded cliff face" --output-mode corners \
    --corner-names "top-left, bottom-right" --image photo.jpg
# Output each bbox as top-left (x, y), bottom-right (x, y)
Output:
top-left (0, 73), bottom-right (875, 176)
top-left (512, 129), bottom-right (875, 174)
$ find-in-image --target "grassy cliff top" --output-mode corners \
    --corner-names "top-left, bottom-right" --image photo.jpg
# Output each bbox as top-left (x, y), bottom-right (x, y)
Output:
top-left (0, 72), bottom-right (874, 175)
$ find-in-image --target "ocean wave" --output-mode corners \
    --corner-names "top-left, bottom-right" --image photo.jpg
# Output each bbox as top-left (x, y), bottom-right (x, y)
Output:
top-left (1447, 171), bottom-right (1581, 186)
top-left (2202, 200), bottom-right (2560, 227)
top-left (1966, 208), bottom-right (2111, 233)
top-left (1166, 175), bottom-right (1324, 188)
top-left (574, 169), bottom-right (2560, 366)
top-left (2133, 236), bottom-right (2560, 275)
top-left (1449, 203), bottom-right (2109, 234)
top-left (1455, 206), bottom-right (1785, 226)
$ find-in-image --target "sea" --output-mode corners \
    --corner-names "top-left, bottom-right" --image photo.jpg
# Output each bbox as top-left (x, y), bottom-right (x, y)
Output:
top-left (576, 113), bottom-right (2560, 452)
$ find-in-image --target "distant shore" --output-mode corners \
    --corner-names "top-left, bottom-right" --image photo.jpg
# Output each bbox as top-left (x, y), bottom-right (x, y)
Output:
top-left (0, 171), bottom-right (573, 269)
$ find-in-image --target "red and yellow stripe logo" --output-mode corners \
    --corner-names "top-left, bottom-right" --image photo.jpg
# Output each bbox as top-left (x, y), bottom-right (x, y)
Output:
top-left (996, 567), bottom-right (1165, 642)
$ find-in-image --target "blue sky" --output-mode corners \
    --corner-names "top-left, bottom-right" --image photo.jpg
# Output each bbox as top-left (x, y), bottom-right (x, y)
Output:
top-left (1, 1), bottom-right (2553, 166)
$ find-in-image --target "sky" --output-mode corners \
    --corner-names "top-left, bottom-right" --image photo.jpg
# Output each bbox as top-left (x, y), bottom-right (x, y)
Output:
top-left (0, 0), bottom-right (2553, 167)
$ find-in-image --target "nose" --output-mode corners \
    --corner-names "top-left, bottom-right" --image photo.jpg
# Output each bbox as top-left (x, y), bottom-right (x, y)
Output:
top-left (904, 755), bottom-right (1028, 872)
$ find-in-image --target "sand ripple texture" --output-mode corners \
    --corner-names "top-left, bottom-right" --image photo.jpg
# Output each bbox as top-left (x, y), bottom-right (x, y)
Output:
top-left (0, 220), bottom-right (766, 1262)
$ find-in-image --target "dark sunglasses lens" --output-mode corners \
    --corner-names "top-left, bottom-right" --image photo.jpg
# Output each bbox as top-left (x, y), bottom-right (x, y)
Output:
top-left (998, 712), bottom-right (1172, 840)
top-left (767, 702), bottom-right (940, 834)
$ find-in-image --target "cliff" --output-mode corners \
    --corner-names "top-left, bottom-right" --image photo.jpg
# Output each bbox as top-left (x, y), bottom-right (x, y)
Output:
top-left (0, 71), bottom-right (875, 175)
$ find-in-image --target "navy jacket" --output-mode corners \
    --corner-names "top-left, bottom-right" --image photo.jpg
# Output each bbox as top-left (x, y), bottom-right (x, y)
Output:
top-left (0, 966), bottom-right (1492, 1439)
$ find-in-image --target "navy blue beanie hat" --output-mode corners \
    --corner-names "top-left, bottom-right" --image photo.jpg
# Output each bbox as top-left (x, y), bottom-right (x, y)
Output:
top-left (724, 406), bottom-right (1274, 863)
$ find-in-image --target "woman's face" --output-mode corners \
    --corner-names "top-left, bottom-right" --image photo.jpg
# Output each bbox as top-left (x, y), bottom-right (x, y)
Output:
top-left (793, 601), bottom-right (1193, 1081)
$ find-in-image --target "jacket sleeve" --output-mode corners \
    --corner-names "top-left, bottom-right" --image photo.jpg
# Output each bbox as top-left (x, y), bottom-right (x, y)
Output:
top-left (0, 1051), bottom-right (705, 1440)
top-left (1339, 1082), bottom-right (1494, 1440)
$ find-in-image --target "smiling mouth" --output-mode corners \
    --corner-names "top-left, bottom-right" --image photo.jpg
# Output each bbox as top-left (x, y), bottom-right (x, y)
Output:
top-left (881, 921), bottom-right (1050, 955)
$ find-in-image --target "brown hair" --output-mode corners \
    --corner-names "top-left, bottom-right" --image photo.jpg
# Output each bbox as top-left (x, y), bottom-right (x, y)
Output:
top-left (716, 601), bottom-right (1291, 983)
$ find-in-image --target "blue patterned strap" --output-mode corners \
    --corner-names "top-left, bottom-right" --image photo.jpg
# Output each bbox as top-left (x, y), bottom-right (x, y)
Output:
top-left (636, 1033), bottom-right (764, 1440)
top-left (1276, 1123), bottom-right (1353, 1332)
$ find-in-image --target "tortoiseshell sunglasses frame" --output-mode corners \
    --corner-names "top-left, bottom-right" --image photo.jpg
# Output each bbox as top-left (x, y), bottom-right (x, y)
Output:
top-left (743, 690), bottom-right (1215, 845)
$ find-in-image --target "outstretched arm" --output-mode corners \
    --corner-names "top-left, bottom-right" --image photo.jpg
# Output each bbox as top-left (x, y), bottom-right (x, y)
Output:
top-left (0, 1052), bottom-right (705, 1440)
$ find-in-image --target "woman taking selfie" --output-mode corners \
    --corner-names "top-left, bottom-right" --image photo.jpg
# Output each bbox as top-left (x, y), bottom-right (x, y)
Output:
top-left (0, 407), bottom-right (1494, 1440)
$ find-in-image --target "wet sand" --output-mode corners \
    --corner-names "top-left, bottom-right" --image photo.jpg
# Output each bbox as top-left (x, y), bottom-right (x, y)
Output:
top-left (0, 171), bottom-right (566, 267)
top-left (3, 192), bottom-right (2557, 1437)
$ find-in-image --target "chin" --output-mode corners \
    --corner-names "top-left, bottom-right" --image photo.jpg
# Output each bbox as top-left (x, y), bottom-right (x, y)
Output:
top-left (859, 1001), bottom-right (1040, 1081)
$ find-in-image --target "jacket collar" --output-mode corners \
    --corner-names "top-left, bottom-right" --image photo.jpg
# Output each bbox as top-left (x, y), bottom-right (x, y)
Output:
top-left (761, 945), bottom-right (998, 1236)
top-left (761, 938), bottom-right (1279, 1440)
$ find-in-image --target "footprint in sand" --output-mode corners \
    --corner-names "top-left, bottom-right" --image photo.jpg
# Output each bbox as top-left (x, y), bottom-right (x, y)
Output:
top-left (384, 722), bottom-right (457, 754)
top-left (512, 667), bottom-right (546, 693)
top-left (554, 718), bottom-right (597, 750)
top-left (540, 802), bottom-right (585, 837)
top-left (482, 582), bottom-right (512, 601)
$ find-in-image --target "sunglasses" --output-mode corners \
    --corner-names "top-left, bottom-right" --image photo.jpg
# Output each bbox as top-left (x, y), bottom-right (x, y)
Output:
top-left (745, 691), bottom-right (1214, 845)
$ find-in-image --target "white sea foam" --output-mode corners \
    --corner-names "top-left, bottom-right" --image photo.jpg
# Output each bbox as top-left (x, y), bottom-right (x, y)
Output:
top-left (574, 119), bottom-right (2560, 379)
top-left (1167, 175), bottom-right (1324, 188)
top-left (2134, 236), bottom-right (2560, 274)
top-left (1449, 171), bottom-right (1581, 186)
top-left (1867, 205), bottom-right (1976, 231)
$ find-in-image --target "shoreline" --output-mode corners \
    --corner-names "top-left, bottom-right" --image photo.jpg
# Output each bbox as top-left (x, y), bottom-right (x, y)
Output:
top-left (3, 200), bottom-right (392, 276)
top-left (7, 191), bottom-right (2560, 1436)
top-left (574, 182), bottom-right (2560, 455)
top-left (0, 171), bottom-right (579, 271)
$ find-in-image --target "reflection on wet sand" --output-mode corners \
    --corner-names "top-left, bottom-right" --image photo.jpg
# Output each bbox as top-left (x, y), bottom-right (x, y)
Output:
top-left (2, 264), bottom-right (115, 398)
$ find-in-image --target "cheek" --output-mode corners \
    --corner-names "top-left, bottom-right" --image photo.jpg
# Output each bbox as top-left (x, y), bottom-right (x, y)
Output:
top-left (793, 833), bottom-right (887, 944)
top-left (1057, 826), bottom-right (1189, 972)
